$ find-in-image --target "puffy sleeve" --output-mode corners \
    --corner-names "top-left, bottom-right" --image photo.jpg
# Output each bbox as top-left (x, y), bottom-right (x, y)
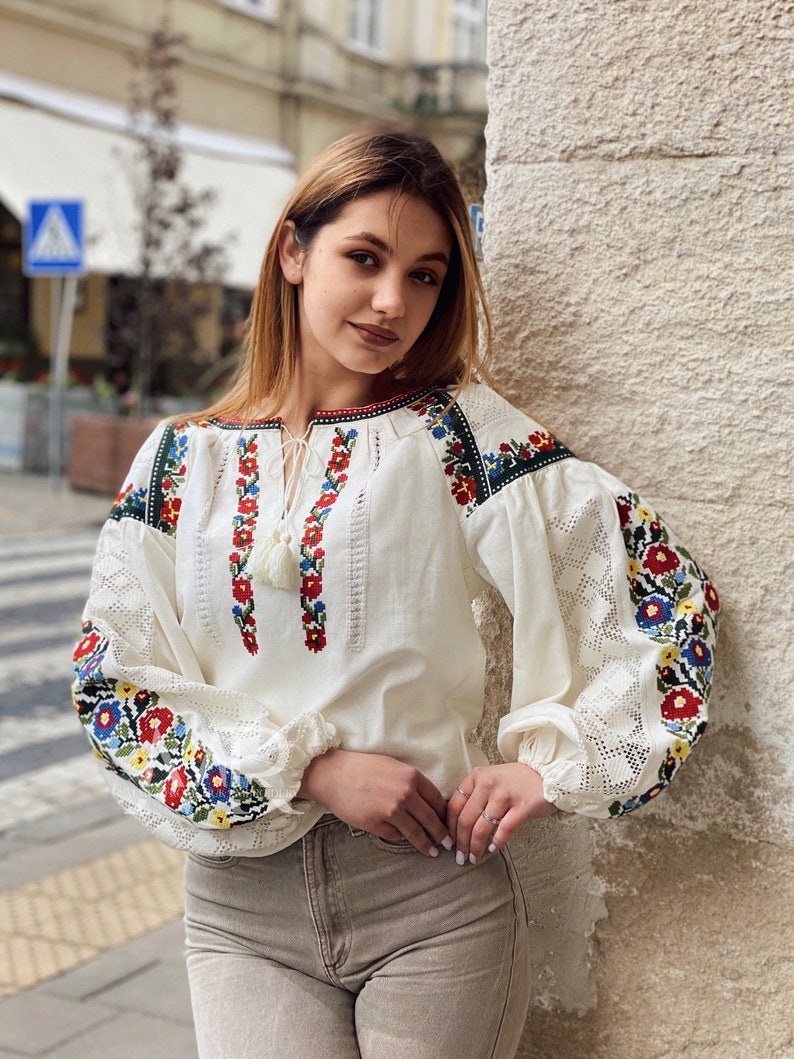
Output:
top-left (73, 422), bottom-right (339, 854)
top-left (463, 451), bottom-right (719, 819)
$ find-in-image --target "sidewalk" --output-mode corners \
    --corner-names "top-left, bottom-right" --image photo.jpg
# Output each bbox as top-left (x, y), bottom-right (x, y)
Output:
top-left (0, 470), bottom-right (114, 540)
top-left (0, 472), bottom-right (197, 1059)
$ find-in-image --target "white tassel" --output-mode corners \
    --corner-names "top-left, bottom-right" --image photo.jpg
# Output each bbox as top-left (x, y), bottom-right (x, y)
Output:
top-left (248, 525), bottom-right (300, 590)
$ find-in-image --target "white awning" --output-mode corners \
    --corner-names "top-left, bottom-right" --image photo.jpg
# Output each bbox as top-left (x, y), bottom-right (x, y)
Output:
top-left (0, 74), bottom-right (296, 289)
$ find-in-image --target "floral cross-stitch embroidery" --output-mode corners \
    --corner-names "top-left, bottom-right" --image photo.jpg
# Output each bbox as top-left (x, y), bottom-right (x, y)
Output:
top-left (410, 391), bottom-right (572, 514)
top-left (73, 620), bottom-right (270, 827)
top-left (299, 428), bottom-right (358, 653)
top-left (230, 433), bottom-right (261, 655)
top-left (607, 494), bottom-right (719, 816)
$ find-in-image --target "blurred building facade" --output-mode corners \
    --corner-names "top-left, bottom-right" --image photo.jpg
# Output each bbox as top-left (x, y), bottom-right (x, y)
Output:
top-left (0, 0), bottom-right (486, 393)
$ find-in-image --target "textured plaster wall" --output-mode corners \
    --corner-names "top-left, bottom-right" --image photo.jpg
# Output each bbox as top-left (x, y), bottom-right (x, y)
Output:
top-left (482, 2), bottom-right (794, 1056)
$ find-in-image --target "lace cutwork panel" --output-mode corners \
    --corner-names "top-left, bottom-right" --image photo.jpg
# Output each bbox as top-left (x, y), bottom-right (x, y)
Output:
top-left (545, 494), bottom-right (648, 795)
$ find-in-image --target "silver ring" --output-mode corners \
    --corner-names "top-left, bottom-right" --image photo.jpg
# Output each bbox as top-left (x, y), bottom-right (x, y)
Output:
top-left (455, 787), bottom-right (470, 799)
top-left (481, 810), bottom-right (501, 826)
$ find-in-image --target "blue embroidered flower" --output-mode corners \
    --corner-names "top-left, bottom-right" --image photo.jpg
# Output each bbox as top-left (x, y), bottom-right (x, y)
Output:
top-left (636, 595), bottom-right (673, 629)
top-left (93, 701), bottom-right (121, 740)
top-left (681, 639), bottom-right (712, 668)
top-left (204, 765), bottom-right (233, 804)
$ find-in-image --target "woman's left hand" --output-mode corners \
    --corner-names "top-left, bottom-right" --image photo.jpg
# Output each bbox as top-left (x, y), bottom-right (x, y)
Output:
top-left (446, 763), bottom-right (558, 864)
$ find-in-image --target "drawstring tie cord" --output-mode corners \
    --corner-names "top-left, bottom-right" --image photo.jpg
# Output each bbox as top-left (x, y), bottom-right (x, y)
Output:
top-left (248, 424), bottom-right (321, 591)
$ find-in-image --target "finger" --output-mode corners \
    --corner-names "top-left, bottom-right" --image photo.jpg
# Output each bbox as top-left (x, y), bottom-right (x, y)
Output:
top-left (445, 784), bottom-right (471, 843)
top-left (415, 773), bottom-right (448, 822)
top-left (468, 805), bottom-right (508, 862)
top-left (394, 810), bottom-right (444, 857)
top-left (408, 796), bottom-right (454, 850)
top-left (483, 806), bottom-right (524, 855)
top-left (452, 794), bottom-right (489, 864)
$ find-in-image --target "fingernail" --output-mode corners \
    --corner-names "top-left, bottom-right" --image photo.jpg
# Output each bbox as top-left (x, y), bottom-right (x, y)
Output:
top-left (428, 846), bottom-right (439, 858)
top-left (455, 849), bottom-right (465, 866)
top-left (469, 853), bottom-right (478, 864)
top-left (488, 843), bottom-right (497, 854)
top-left (441, 835), bottom-right (454, 850)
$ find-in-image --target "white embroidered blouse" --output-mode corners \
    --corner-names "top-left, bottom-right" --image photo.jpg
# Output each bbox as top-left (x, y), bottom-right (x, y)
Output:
top-left (73, 384), bottom-right (719, 856)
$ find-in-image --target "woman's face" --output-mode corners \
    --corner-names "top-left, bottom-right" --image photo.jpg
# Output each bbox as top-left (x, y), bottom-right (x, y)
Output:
top-left (279, 190), bottom-right (452, 385)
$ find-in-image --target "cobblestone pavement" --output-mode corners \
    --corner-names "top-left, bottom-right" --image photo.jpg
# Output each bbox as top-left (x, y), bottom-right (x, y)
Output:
top-left (0, 472), bottom-right (197, 1059)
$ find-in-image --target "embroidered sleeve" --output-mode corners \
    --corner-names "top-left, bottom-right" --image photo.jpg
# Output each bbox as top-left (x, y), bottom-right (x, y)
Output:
top-left (73, 432), bottom-right (338, 851)
top-left (464, 456), bottom-right (719, 818)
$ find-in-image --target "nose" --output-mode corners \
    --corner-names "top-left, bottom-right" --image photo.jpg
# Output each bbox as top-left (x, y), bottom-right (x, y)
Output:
top-left (371, 271), bottom-right (405, 318)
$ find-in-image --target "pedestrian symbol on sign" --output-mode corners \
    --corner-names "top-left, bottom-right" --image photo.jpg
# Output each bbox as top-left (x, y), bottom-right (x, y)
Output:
top-left (23, 200), bottom-right (85, 276)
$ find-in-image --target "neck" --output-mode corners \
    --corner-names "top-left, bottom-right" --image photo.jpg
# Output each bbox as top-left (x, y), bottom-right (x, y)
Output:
top-left (276, 364), bottom-right (402, 435)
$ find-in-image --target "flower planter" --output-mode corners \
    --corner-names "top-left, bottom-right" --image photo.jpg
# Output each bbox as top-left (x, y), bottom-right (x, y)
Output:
top-left (67, 413), bottom-right (160, 495)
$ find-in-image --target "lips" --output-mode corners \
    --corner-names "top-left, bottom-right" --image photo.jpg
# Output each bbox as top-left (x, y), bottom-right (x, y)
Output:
top-left (349, 321), bottom-right (399, 346)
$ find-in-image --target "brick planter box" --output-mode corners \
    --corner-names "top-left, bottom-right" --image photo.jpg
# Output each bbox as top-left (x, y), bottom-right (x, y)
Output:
top-left (67, 413), bottom-right (160, 495)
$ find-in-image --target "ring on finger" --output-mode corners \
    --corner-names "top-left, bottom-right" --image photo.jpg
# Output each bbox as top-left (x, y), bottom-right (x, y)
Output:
top-left (481, 810), bottom-right (502, 826)
top-left (455, 787), bottom-right (470, 799)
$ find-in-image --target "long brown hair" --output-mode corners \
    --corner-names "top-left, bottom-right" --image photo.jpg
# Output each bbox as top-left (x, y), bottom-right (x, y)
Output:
top-left (202, 129), bottom-right (493, 420)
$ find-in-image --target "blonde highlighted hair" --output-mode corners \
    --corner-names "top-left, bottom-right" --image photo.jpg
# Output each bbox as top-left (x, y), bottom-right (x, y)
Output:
top-left (203, 129), bottom-right (493, 420)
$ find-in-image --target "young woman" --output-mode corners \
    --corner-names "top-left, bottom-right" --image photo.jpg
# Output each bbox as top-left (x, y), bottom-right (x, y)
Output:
top-left (73, 130), bottom-right (718, 1058)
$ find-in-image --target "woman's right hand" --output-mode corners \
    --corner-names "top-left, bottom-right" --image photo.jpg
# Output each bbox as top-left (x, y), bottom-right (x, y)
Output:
top-left (297, 748), bottom-right (452, 857)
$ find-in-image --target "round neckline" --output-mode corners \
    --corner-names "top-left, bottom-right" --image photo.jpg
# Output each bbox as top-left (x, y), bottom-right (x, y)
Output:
top-left (208, 386), bottom-right (435, 430)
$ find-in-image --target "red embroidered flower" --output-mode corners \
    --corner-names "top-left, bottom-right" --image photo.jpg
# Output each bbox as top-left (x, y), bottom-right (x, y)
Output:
top-left (302, 575), bottom-right (322, 601)
top-left (114, 482), bottom-right (134, 506)
top-left (232, 577), bottom-right (253, 605)
top-left (233, 527), bottom-right (253, 549)
top-left (165, 766), bottom-right (188, 809)
top-left (704, 582), bottom-right (720, 613)
top-left (528, 431), bottom-right (554, 451)
top-left (617, 500), bottom-right (632, 527)
top-left (305, 627), bottom-right (327, 653)
top-left (451, 440), bottom-right (464, 455)
top-left (161, 497), bottom-right (182, 525)
top-left (660, 688), bottom-right (703, 723)
top-left (239, 496), bottom-right (257, 516)
top-left (138, 706), bottom-right (174, 744)
top-left (451, 476), bottom-right (477, 506)
top-left (74, 629), bottom-right (102, 660)
top-left (644, 544), bottom-right (680, 575)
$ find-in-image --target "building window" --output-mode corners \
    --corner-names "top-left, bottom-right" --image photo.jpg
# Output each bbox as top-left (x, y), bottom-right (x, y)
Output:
top-left (453, 0), bottom-right (487, 64)
top-left (220, 0), bottom-right (278, 23)
top-left (348, 0), bottom-right (387, 57)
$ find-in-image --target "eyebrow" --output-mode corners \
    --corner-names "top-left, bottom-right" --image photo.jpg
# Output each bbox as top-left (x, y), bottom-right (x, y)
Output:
top-left (344, 232), bottom-right (449, 266)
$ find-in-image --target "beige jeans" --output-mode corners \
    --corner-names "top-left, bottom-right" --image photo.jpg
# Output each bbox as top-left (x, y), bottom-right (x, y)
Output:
top-left (184, 815), bottom-right (530, 1059)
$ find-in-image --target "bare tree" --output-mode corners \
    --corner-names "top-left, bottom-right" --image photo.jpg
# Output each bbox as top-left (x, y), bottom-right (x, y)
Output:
top-left (109, 14), bottom-right (228, 412)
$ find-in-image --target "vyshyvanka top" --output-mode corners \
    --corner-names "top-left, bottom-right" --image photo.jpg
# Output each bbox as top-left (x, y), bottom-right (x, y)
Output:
top-left (73, 384), bottom-right (719, 857)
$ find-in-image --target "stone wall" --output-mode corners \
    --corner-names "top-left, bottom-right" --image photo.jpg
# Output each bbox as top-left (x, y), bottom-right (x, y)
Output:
top-left (483, 3), bottom-right (794, 1055)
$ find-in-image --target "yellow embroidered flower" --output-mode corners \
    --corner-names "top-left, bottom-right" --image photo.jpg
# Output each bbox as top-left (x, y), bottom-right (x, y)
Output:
top-left (118, 682), bottom-right (137, 698)
top-left (636, 506), bottom-right (653, 521)
top-left (628, 559), bottom-right (640, 577)
top-left (209, 808), bottom-right (230, 829)
top-left (672, 741), bottom-right (689, 760)
top-left (130, 748), bottom-right (149, 771)
top-left (661, 646), bottom-right (678, 664)
top-left (185, 743), bottom-right (197, 761)
top-left (677, 599), bottom-right (699, 615)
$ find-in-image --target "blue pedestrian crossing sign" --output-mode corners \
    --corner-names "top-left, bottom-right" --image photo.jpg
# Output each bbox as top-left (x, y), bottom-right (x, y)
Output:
top-left (469, 203), bottom-right (484, 259)
top-left (23, 200), bottom-right (85, 276)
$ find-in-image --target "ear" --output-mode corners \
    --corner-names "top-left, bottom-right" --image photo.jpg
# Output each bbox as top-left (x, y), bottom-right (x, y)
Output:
top-left (277, 221), bottom-right (303, 285)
